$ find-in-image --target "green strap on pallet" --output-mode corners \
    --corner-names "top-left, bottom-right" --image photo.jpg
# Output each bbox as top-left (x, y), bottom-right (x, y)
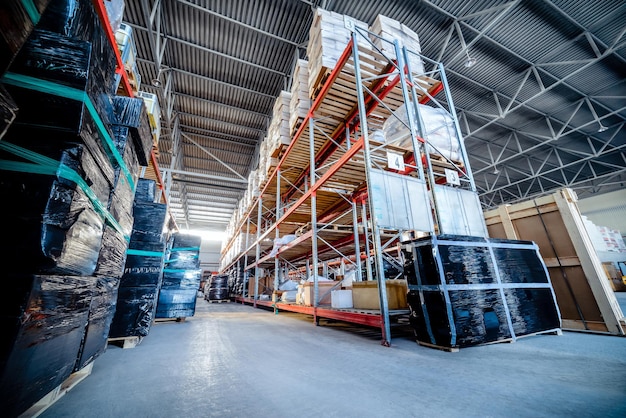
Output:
top-left (21, 0), bottom-right (40, 25)
top-left (170, 246), bottom-right (201, 252)
top-left (1, 72), bottom-right (136, 193)
top-left (126, 249), bottom-right (164, 257)
top-left (163, 268), bottom-right (200, 274)
top-left (0, 141), bottom-right (129, 242)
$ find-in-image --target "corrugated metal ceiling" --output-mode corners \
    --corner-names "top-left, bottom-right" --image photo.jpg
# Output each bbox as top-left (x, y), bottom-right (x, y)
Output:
top-left (121, 0), bottom-right (626, 232)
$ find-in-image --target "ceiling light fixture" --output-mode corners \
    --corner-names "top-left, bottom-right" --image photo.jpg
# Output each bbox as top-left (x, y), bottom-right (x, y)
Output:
top-left (151, 78), bottom-right (163, 87)
top-left (493, 167), bottom-right (500, 174)
top-left (597, 123), bottom-right (608, 132)
top-left (464, 50), bottom-right (477, 68)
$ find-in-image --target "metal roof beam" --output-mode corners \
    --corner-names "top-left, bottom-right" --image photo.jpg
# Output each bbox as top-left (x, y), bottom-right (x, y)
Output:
top-left (177, 111), bottom-right (266, 134)
top-left (126, 22), bottom-right (287, 76)
top-left (162, 168), bottom-right (249, 184)
top-left (175, 0), bottom-right (302, 48)
top-left (173, 91), bottom-right (270, 120)
top-left (179, 127), bottom-right (256, 148)
top-left (136, 58), bottom-right (276, 99)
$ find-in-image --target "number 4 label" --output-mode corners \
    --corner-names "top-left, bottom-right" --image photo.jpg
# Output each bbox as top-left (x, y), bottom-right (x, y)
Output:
top-left (387, 152), bottom-right (405, 171)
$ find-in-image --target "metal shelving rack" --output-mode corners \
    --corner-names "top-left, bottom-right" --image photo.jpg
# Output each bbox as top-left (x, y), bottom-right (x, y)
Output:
top-left (220, 21), bottom-right (482, 346)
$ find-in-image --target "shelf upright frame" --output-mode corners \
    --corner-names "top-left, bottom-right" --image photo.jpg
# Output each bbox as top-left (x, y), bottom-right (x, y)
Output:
top-left (309, 115), bottom-right (320, 314)
top-left (350, 28), bottom-right (392, 346)
top-left (254, 196), bottom-right (263, 308)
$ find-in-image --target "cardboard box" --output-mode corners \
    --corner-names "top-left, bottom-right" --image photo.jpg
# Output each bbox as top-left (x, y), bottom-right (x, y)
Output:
top-left (351, 279), bottom-right (408, 310)
top-left (331, 289), bottom-right (353, 309)
top-left (303, 281), bottom-right (340, 306)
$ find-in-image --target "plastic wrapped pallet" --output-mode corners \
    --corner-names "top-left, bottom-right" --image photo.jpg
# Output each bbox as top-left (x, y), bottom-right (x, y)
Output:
top-left (0, 83), bottom-right (18, 140)
top-left (111, 96), bottom-right (153, 166)
top-left (5, 28), bottom-right (116, 133)
top-left (134, 177), bottom-right (159, 203)
top-left (0, 141), bottom-right (110, 276)
top-left (306, 8), bottom-right (370, 97)
top-left (130, 202), bottom-right (168, 244)
top-left (0, 0), bottom-right (51, 76)
top-left (382, 103), bottom-right (461, 161)
top-left (289, 59), bottom-right (309, 134)
top-left (121, 241), bottom-right (166, 287)
top-left (157, 269), bottom-right (202, 318)
top-left (369, 14), bottom-right (425, 76)
top-left (108, 286), bottom-right (159, 338)
top-left (0, 274), bottom-right (92, 417)
top-left (165, 233), bottom-right (202, 270)
top-left (208, 274), bottom-right (230, 301)
top-left (74, 276), bottom-right (120, 371)
top-left (403, 235), bottom-right (561, 349)
top-left (37, 0), bottom-right (118, 95)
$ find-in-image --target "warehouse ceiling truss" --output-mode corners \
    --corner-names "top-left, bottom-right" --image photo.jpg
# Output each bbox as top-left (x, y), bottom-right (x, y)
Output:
top-left (121, 0), bottom-right (626, 232)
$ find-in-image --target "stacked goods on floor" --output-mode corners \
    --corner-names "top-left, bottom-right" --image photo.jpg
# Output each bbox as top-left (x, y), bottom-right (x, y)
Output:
top-left (156, 233), bottom-right (203, 319)
top-left (484, 188), bottom-right (625, 336)
top-left (109, 178), bottom-right (168, 338)
top-left (207, 274), bottom-right (230, 301)
top-left (0, 0), bottom-right (145, 415)
top-left (403, 235), bottom-right (562, 349)
top-left (289, 59), bottom-right (309, 135)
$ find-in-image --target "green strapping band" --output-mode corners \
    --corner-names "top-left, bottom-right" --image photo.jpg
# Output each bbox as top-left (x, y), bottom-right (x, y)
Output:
top-left (0, 142), bottom-right (129, 242)
top-left (1, 72), bottom-right (136, 192)
top-left (163, 268), bottom-right (198, 273)
top-left (21, 0), bottom-right (40, 25)
top-left (126, 249), bottom-right (164, 257)
top-left (170, 246), bottom-right (201, 252)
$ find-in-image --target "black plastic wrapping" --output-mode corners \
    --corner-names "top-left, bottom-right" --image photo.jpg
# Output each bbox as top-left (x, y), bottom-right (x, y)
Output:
top-left (0, 0), bottom-right (51, 76)
top-left (156, 289), bottom-right (198, 318)
top-left (94, 224), bottom-right (129, 278)
top-left (404, 235), bottom-right (561, 349)
top-left (208, 274), bottom-right (230, 301)
top-left (121, 241), bottom-right (166, 287)
top-left (74, 276), bottom-right (120, 371)
top-left (0, 83), bottom-right (18, 139)
top-left (0, 143), bottom-right (109, 276)
top-left (130, 202), bottom-right (168, 244)
top-left (0, 274), bottom-right (92, 417)
top-left (108, 286), bottom-right (159, 338)
top-left (36, 0), bottom-right (117, 95)
top-left (6, 28), bottom-right (116, 136)
top-left (165, 234), bottom-right (202, 270)
top-left (112, 96), bottom-right (153, 166)
top-left (134, 178), bottom-right (159, 203)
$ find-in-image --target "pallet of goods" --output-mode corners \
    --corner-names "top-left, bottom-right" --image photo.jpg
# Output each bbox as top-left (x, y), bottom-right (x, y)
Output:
top-left (289, 59), bottom-right (309, 135)
top-left (267, 90), bottom-right (292, 158)
top-left (369, 14), bottom-right (425, 75)
top-left (306, 8), bottom-right (371, 99)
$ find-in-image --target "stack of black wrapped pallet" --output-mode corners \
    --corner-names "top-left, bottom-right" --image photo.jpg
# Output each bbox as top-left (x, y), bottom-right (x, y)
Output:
top-left (207, 274), bottom-right (230, 302)
top-left (403, 235), bottom-right (562, 350)
top-left (109, 178), bottom-right (169, 339)
top-left (0, 0), bottom-right (154, 415)
top-left (157, 233), bottom-right (203, 319)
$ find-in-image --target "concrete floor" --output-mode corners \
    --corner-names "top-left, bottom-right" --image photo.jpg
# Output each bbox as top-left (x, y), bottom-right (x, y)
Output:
top-left (42, 295), bottom-right (626, 418)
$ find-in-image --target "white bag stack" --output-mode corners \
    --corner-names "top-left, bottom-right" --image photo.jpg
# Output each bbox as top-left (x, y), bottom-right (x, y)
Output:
top-left (369, 14), bottom-right (425, 76)
top-left (289, 59), bottom-right (310, 135)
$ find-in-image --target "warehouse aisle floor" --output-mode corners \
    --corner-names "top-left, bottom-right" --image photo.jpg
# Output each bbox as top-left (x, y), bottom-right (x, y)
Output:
top-left (42, 297), bottom-right (626, 418)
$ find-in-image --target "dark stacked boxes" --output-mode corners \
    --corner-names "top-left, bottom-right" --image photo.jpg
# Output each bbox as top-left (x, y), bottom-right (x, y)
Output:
top-left (0, 0), bottom-right (51, 75)
top-left (157, 233), bottom-right (203, 318)
top-left (0, 1), bottom-right (141, 414)
top-left (403, 235), bottom-right (561, 349)
top-left (208, 274), bottom-right (230, 301)
top-left (109, 179), bottom-right (168, 338)
top-left (0, 83), bottom-right (18, 139)
top-left (111, 96), bottom-right (153, 166)
top-left (0, 275), bottom-right (92, 417)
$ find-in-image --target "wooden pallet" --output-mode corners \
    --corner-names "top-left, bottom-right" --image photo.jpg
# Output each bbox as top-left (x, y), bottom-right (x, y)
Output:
top-left (108, 336), bottom-right (142, 349)
top-left (153, 317), bottom-right (186, 323)
top-left (207, 299), bottom-right (230, 303)
top-left (416, 340), bottom-right (460, 353)
top-left (20, 362), bottom-right (94, 418)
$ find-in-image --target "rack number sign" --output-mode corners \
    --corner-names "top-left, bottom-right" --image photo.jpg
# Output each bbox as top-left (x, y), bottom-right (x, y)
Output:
top-left (387, 152), bottom-right (405, 171)
top-left (445, 168), bottom-right (460, 186)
